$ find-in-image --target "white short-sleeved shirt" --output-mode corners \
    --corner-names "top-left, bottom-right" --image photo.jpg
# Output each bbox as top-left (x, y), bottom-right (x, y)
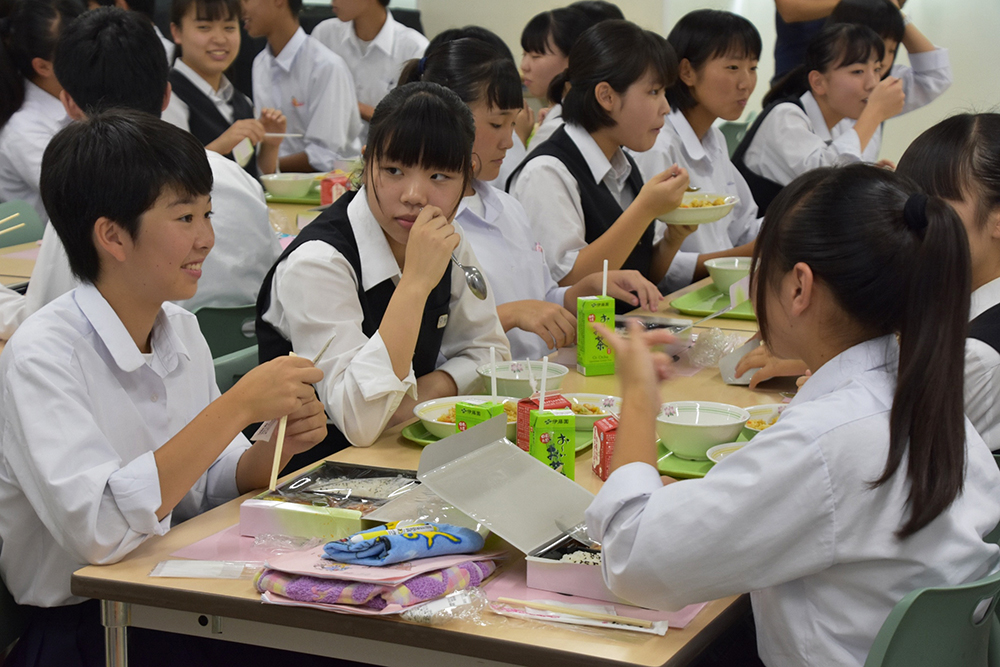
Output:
top-left (0, 80), bottom-right (71, 221)
top-left (742, 91), bottom-right (864, 188)
top-left (26, 149), bottom-right (281, 314)
top-left (966, 276), bottom-right (1000, 452)
top-left (261, 187), bottom-right (511, 447)
top-left (508, 122), bottom-right (636, 282)
top-left (251, 28), bottom-right (363, 171)
top-left (154, 24), bottom-right (176, 64)
top-left (311, 11), bottom-right (427, 140)
top-left (0, 283), bottom-right (251, 607)
top-left (587, 335), bottom-right (1000, 667)
top-left (630, 110), bottom-right (761, 293)
top-left (456, 181), bottom-right (568, 360)
top-left (161, 59), bottom-right (239, 132)
top-left (530, 103), bottom-right (563, 149)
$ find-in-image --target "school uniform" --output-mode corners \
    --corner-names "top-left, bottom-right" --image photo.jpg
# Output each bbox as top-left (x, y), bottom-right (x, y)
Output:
top-left (154, 24), bottom-right (176, 64)
top-left (310, 11), bottom-right (427, 141)
top-left (966, 275), bottom-right (1000, 452)
top-left (630, 109), bottom-right (761, 293)
top-left (587, 334), bottom-right (1000, 667)
top-left (486, 130), bottom-right (527, 192)
top-left (507, 123), bottom-right (652, 293)
top-left (0, 286), bottom-right (25, 339)
top-left (163, 60), bottom-right (259, 177)
top-left (25, 150), bottom-right (280, 314)
top-left (257, 187), bottom-right (510, 452)
top-left (529, 103), bottom-right (563, 148)
top-left (0, 80), bottom-right (71, 221)
top-left (456, 181), bottom-right (568, 360)
top-left (251, 28), bottom-right (363, 171)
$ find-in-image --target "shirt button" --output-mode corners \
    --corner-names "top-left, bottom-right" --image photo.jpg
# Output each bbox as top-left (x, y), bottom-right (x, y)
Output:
top-left (151, 394), bottom-right (159, 403)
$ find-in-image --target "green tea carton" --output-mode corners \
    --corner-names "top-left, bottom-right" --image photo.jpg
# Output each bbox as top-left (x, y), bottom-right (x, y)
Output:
top-left (528, 409), bottom-right (576, 479)
top-left (454, 401), bottom-right (504, 434)
top-left (577, 296), bottom-right (615, 376)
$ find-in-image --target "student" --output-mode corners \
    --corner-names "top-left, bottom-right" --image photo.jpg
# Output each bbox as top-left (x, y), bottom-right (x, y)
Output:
top-left (731, 23), bottom-right (904, 214)
top-left (587, 164), bottom-right (1000, 667)
top-left (257, 82), bottom-right (510, 466)
top-left (118, 0), bottom-right (176, 62)
top-left (631, 9), bottom-right (761, 294)
top-left (507, 20), bottom-right (691, 300)
top-left (0, 0), bottom-right (84, 221)
top-left (311, 0), bottom-right (428, 139)
top-left (401, 36), bottom-right (662, 360)
top-left (0, 109), bottom-right (327, 664)
top-left (163, 0), bottom-right (286, 176)
top-left (243, 0), bottom-right (362, 172)
top-left (26, 7), bottom-right (281, 314)
top-left (827, 0), bottom-right (951, 161)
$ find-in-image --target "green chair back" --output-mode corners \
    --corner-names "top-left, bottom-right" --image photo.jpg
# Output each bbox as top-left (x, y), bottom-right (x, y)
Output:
top-left (0, 200), bottom-right (44, 248)
top-left (214, 344), bottom-right (258, 393)
top-left (719, 110), bottom-right (757, 159)
top-left (864, 567), bottom-right (1000, 667)
top-left (0, 574), bottom-right (31, 658)
top-left (194, 304), bottom-right (256, 358)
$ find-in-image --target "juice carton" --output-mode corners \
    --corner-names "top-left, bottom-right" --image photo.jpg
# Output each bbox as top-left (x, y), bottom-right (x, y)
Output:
top-left (320, 174), bottom-right (351, 205)
top-left (577, 296), bottom-right (615, 376)
top-left (517, 393), bottom-right (572, 451)
top-left (454, 401), bottom-right (504, 434)
top-left (529, 409), bottom-right (576, 479)
top-left (592, 415), bottom-right (619, 481)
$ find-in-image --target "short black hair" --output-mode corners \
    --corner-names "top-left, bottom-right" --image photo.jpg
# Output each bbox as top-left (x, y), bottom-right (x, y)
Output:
top-left (827, 0), bottom-right (905, 43)
top-left (665, 9), bottom-right (762, 112)
top-left (54, 7), bottom-right (168, 117)
top-left (124, 0), bottom-right (155, 20)
top-left (567, 1), bottom-right (624, 22)
top-left (520, 7), bottom-right (591, 57)
top-left (170, 0), bottom-right (240, 26)
top-left (41, 109), bottom-right (212, 283)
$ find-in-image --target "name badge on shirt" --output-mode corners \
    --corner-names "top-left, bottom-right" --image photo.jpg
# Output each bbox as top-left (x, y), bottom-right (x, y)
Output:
top-left (437, 314), bottom-right (449, 329)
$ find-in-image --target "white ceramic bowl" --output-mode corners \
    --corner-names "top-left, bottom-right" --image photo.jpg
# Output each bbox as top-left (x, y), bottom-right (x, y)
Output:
top-left (656, 401), bottom-right (750, 460)
top-left (476, 361), bottom-right (569, 399)
top-left (707, 442), bottom-right (745, 464)
top-left (658, 193), bottom-right (738, 225)
top-left (261, 173), bottom-right (316, 198)
top-left (413, 395), bottom-right (518, 440)
top-left (562, 393), bottom-right (622, 431)
top-left (705, 257), bottom-right (752, 294)
top-left (742, 403), bottom-right (785, 438)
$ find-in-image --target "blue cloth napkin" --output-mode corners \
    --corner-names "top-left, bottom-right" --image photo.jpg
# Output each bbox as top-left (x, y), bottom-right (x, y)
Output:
top-left (322, 522), bottom-right (485, 566)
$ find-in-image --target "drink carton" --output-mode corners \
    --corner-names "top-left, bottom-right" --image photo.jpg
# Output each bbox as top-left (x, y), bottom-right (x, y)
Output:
top-left (577, 296), bottom-right (615, 376)
top-left (529, 409), bottom-right (576, 479)
top-left (454, 401), bottom-right (504, 433)
top-left (516, 393), bottom-right (572, 451)
top-left (592, 415), bottom-right (619, 481)
top-left (321, 174), bottom-right (351, 205)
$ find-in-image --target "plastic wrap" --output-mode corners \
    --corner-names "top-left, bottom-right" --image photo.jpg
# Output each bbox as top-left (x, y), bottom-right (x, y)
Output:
top-left (254, 461), bottom-right (420, 515)
top-left (687, 328), bottom-right (744, 368)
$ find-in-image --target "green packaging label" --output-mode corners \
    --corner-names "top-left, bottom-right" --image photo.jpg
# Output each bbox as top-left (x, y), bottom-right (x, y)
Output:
top-left (577, 296), bottom-right (615, 376)
top-left (455, 401), bottom-right (505, 433)
top-left (529, 409), bottom-right (576, 479)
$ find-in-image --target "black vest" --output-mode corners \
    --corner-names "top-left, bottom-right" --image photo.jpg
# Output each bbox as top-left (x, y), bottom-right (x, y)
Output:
top-left (169, 69), bottom-right (259, 179)
top-left (731, 97), bottom-right (805, 216)
top-left (506, 125), bottom-right (651, 313)
top-left (970, 303), bottom-right (1000, 356)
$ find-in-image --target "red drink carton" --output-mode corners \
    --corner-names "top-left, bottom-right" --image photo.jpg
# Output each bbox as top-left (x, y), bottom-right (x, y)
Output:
top-left (516, 393), bottom-right (571, 451)
top-left (320, 174), bottom-right (350, 205)
top-left (592, 415), bottom-right (619, 481)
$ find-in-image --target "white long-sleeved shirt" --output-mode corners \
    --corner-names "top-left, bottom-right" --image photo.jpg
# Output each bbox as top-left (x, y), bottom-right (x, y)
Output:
top-left (0, 283), bottom-right (251, 607)
top-left (251, 28), bottom-right (363, 171)
top-left (966, 275), bottom-right (1000, 452)
top-left (587, 335), bottom-right (1000, 667)
top-left (456, 181), bottom-right (568, 360)
top-left (261, 187), bottom-right (510, 447)
top-left (630, 109), bottom-right (761, 293)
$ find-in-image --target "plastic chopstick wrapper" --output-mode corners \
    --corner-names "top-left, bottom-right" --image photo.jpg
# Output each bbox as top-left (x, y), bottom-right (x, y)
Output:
top-left (489, 598), bottom-right (668, 635)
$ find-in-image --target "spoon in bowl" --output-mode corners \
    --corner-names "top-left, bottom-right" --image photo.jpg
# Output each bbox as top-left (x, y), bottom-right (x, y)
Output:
top-left (452, 255), bottom-right (488, 300)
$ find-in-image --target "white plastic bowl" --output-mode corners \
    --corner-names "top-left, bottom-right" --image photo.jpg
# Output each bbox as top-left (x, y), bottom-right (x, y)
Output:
top-left (656, 401), bottom-right (750, 460)
top-left (261, 173), bottom-right (316, 198)
top-left (743, 403), bottom-right (785, 438)
top-left (705, 256), bottom-right (752, 294)
top-left (707, 442), bottom-right (745, 464)
top-left (562, 393), bottom-right (622, 431)
top-left (476, 361), bottom-right (569, 399)
top-left (413, 395), bottom-right (518, 440)
top-left (658, 193), bottom-right (738, 225)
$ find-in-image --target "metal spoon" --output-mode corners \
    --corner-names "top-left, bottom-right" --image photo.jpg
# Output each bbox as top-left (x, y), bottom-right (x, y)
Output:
top-left (452, 254), bottom-right (488, 300)
top-left (685, 185), bottom-right (700, 192)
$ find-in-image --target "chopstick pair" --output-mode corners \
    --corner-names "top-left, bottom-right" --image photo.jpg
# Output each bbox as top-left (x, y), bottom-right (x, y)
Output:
top-left (495, 597), bottom-right (652, 628)
top-left (0, 212), bottom-right (24, 237)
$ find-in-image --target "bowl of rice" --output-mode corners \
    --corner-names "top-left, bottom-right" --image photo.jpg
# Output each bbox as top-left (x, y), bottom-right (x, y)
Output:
top-left (413, 396), bottom-right (518, 440)
top-left (657, 193), bottom-right (738, 225)
top-left (743, 403), bottom-right (785, 439)
top-left (656, 401), bottom-right (750, 460)
top-left (562, 393), bottom-right (621, 431)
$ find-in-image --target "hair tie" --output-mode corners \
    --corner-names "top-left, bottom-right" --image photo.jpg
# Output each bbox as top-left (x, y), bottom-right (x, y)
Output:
top-left (903, 193), bottom-right (929, 233)
top-left (417, 57), bottom-right (427, 76)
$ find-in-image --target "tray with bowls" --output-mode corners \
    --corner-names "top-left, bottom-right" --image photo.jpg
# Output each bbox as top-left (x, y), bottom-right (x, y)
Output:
top-left (670, 283), bottom-right (756, 320)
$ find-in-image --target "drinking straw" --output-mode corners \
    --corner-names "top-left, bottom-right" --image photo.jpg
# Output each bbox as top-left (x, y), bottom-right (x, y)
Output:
top-left (602, 259), bottom-right (608, 298)
top-left (490, 346), bottom-right (497, 399)
top-left (539, 356), bottom-right (548, 409)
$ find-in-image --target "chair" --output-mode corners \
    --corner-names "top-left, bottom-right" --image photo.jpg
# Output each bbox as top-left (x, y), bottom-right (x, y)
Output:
top-left (863, 567), bottom-right (1000, 667)
top-left (718, 111), bottom-right (757, 159)
top-left (0, 200), bottom-right (44, 248)
top-left (193, 304), bottom-right (256, 359)
top-left (0, 575), bottom-right (31, 662)
top-left (214, 344), bottom-right (259, 393)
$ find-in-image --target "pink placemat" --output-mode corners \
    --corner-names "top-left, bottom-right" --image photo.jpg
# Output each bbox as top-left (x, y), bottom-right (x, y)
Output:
top-left (170, 524), bottom-right (269, 562)
top-left (3, 247), bottom-right (39, 261)
top-left (482, 559), bottom-right (707, 629)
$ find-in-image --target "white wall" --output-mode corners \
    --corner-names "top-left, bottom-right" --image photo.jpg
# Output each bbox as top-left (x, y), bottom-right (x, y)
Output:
top-left (415, 0), bottom-right (1000, 161)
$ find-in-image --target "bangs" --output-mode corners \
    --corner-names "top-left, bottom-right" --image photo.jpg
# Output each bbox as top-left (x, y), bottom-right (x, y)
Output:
top-left (194, 0), bottom-right (240, 22)
top-left (640, 30), bottom-right (678, 90)
top-left (712, 25), bottom-right (763, 62)
top-left (521, 12), bottom-right (553, 54)
top-left (481, 60), bottom-right (524, 111)
top-left (831, 29), bottom-right (884, 68)
top-left (371, 90), bottom-right (472, 175)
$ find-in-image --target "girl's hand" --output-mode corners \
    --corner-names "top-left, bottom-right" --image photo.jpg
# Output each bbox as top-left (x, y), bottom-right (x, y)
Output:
top-left (593, 320), bottom-right (675, 412)
top-left (537, 105), bottom-right (551, 125)
top-left (636, 165), bottom-right (690, 219)
top-left (228, 356), bottom-right (324, 425)
top-left (875, 158), bottom-right (896, 171)
top-left (207, 119), bottom-right (266, 155)
top-left (603, 270), bottom-right (662, 312)
top-left (401, 205), bottom-right (460, 296)
top-left (866, 76), bottom-right (905, 123)
top-left (514, 101), bottom-right (534, 146)
top-left (514, 300), bottom-right (577, 349)
top-left (734, 344), bottom-right (810, 389)
top-left (279, 393), bottom-right (328, 456)
top-left (259, 108), bottom-right (287, 147)
top-left (664, 223), bottom-right (698, 248)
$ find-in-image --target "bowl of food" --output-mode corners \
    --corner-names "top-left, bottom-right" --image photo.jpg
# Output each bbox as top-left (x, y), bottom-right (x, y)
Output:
top-left (562, 393), bottom-right (622, 431)
top-left (705, 257), bottom-right (752, 294)
top-left (707, 442), bottom-right (745, 464)
top-left (413, 396), bottom-right (518, 440)
top-left (742, 403), bottom-right (785, 439)
top-left (655, 401), bottom-right (750, 460)
top-left (658, 193), bottom-right (738, 225)
top-left (261, 173), bottom-right (317, 198)
top-left (476, 360), bottom-right (569, 399)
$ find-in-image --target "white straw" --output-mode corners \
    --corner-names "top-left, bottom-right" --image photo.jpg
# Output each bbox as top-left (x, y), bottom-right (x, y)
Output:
top-left (490, 346), bottom-right (497, 399)
top-left (602, 259), bottom-right (608, 297)
top-left (539, 356), bottom-right (548, 410)
top-left (527, 358), bottom-right (537, 394)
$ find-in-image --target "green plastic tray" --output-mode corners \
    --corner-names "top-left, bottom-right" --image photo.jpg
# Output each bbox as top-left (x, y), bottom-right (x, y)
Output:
top-left (670, 283), bottom-right (756, 321)
top-left (401, 421), bottom-right (593, 452)
top-left (264, 191), bottom-right (322, 205)
top-left (656, 432), bottom-right (750, 479)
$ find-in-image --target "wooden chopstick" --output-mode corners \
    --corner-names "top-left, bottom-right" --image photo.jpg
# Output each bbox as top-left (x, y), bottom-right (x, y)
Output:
top-left (496, 597), bottom-right (653, 628)
top-left (0, 222), bottom-right (25, 236)
top-left (0, 213), bottom-right (20, 226)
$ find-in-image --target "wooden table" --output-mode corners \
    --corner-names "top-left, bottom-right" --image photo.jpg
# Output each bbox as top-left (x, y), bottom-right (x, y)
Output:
top-left (0, 241), bottom-right (37, 288)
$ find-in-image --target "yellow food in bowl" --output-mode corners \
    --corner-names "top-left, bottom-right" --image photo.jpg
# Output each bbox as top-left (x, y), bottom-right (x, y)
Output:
top-left (680, 196), bottom-right (727, 208)
top-left (746, 416), bottom-right (778, 431)
top-left (570, 402), bottom-right (604, 416)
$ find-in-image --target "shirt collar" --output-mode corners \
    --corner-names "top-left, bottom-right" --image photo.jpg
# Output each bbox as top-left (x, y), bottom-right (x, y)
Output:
top-left (790, 334), bottom-right (897, 407)
top-left (667, 109), bottom-right (708, 162)
top-left (24, 80), bottom-right (69, 125)
top-left (456, 180), bottom-right (502, 226)
top-left (800, 91), bottom-right (833, 143)
top-left (564, 122), bottom-right (631, 188)
top-left (270, 27), bottom-right (308, 72)
top-left (173, 59), bottom-right (234, 103)
top-left (365, 11), bottom-right (397, 56)
top-left (74, 283), bottom-right (191, 375)
top-left (971, 275), bottom-right (1000, 320)
top-left (347, 186), bottom-right (402, 290)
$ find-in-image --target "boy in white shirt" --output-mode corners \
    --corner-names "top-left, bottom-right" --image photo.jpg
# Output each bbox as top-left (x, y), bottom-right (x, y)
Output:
top-left (311, 0), bottom-right (428, 139)
top-left (243, 0), bottom-right (363, 171)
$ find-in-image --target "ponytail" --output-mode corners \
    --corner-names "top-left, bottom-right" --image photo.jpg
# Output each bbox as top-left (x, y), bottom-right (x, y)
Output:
top-left (762, 64), bottom-right (808, 107)
top-left (546, 68), bottom-right (569, 106)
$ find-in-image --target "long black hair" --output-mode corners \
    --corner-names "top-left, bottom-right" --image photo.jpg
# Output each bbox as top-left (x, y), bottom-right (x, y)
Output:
top-left (752, 164), bottom-right (971, 539)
